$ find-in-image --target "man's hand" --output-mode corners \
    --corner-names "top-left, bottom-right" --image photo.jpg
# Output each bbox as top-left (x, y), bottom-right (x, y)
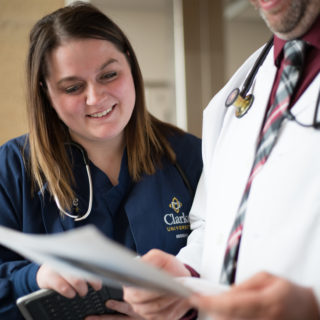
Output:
top-left (189, 272), bottom-right (320, 320)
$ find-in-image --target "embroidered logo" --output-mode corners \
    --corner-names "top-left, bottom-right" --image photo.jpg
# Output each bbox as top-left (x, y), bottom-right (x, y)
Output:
top-left (169, 197), bottom-right (182, 213)
top-left (164, 197), bottom-right (190, 236)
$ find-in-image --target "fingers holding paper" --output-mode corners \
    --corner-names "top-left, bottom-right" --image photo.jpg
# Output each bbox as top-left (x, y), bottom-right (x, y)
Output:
top-left (123, 249), bottom-right (193, 320)
top-left (124, 287), bottom-right (191, 320)
top-left (140, 249), bottom-right (192, 277)
top-left (188, 272), bottom-right (319, 320)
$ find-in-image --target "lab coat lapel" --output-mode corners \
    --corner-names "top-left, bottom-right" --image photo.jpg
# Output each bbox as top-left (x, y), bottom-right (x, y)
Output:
top-left (200, 47), bottom-right (277, 281)
top-left (247, 46), bottom-right (277, 143)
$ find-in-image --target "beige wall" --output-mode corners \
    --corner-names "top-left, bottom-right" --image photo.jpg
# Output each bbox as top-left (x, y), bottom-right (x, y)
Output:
top-left (183, 0), bottom-right (225, 137)
top-left (0, 1), bottom-right (272, 144)
top-left (225, 14), bottom-right (272, 80)
top-left (0, 0), bottom-right (63, 145)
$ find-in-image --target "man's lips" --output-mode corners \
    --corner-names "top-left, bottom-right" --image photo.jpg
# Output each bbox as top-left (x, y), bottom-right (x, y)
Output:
top-left (258, 0), bottom-right (281, 11)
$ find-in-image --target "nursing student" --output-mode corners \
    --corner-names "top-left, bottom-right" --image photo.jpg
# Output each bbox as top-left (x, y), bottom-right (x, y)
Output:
top-left (0, 2), bottom-right (202, 319)
top-left (123, 0), bottom-right (320, 319)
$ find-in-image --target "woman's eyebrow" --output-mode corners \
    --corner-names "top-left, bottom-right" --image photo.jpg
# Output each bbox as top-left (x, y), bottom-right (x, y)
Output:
top-left (99, 58), bottom-right (118, 71)
top-left (57, 76), bottom-right (80, 86)
top-left (56, 59), bottom-right (119, 86)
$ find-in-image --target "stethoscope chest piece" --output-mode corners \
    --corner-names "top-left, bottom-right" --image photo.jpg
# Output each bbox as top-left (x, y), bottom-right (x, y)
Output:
top-left (225, 88), bottom-right (254, 118)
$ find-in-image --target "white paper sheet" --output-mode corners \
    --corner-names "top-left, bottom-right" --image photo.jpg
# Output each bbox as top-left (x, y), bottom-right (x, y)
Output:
top-left (0, 225), bottom-right (228, 297)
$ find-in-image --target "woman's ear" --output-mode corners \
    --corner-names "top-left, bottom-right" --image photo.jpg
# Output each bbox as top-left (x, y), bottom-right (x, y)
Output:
top-left (39, 81), bottom-right (47, 89)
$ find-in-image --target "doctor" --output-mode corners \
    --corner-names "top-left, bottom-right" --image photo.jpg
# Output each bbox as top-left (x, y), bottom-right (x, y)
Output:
top-left (0, 2), bottom-right (202, 319)
top-left (122, 0), bottom-right (320, 319)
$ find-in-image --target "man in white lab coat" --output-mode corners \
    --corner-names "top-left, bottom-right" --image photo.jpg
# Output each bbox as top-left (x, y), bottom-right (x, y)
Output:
top-left (110, 0), bottom-right (320, 319)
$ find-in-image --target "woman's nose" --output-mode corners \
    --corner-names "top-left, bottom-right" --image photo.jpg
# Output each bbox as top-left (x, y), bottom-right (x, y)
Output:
top-left (86, 84), bottom-right (106, 106)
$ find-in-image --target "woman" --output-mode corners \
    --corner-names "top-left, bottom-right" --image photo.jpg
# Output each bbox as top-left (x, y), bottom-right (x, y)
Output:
top-left (0, 2), bottom-right (202, 319)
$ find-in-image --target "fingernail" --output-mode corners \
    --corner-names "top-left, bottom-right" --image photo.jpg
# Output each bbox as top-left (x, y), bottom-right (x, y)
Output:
top-left (66, 291), bottom-right (76, 298)
top-left (62, 286), bottom-right (76, 298)
top-left (106, 300), bottom-right (115, 308)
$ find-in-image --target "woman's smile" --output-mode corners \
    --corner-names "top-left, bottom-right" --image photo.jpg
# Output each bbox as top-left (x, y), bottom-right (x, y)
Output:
top-left (87, 105), bottom-right (116, 119)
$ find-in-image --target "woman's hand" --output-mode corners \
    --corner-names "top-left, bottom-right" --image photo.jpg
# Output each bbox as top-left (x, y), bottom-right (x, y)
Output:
top-left (124, 287), bottom-right (191, 320)
top-left (123, 249), bottom-right (192, 320)
top-left (189, 272), bottom-right (320, 320)
top-left (85, 300), bottom-right (145, 320)
top-left (36, 263), bottom-right (102, 298)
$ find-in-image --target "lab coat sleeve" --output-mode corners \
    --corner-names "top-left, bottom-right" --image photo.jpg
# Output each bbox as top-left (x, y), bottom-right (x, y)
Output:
top-left (176, 97), bottom-right (219, 273)
top-left (176, 172), bottom-right (206, 273)
top-left (311, 288), bottom-right (320, 315)
top-left (175, 66), bottom-right (235, 273)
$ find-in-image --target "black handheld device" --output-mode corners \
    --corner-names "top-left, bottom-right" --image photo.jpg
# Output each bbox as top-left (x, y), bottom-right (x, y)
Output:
top-left (16, 284), bottom-right (123, 320)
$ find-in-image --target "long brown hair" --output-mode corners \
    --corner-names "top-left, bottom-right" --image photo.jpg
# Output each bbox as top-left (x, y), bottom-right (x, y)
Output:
top-left (26, 1), bottom-right (183, 210)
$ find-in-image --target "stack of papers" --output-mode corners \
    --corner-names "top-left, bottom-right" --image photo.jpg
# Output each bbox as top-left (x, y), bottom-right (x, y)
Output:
top-left (0, 225), bottom-right (228, 296)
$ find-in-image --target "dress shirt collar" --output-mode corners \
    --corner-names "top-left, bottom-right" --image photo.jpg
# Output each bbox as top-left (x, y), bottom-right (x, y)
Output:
top-left (273, 14), bottom-right (320, 66)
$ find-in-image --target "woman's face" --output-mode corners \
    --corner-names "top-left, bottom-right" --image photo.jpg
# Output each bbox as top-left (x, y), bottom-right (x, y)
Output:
top-left (45, 38), bottom-right (136, 147)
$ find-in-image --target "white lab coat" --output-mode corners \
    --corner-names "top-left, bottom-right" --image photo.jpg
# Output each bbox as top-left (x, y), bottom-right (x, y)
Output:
top-left (177, 44), bottom-right (320, 319)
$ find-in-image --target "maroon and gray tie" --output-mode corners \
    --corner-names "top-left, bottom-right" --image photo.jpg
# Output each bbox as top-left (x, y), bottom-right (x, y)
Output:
top-left (220, 40), bottom-right (307, 285)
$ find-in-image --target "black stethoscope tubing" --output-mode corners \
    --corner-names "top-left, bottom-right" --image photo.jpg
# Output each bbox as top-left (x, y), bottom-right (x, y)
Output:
top-left (240, 37), bottom-right (274, 99)
top-left (226, 36), bottom-right (320, 128)
top-left (285, 86), bottom-right (320, 129)
top-left (225, 37), bottom-right (273, 118)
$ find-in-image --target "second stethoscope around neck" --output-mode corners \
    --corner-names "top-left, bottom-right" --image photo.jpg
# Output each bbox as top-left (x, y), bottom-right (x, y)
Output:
top-left (54, 142), bottom-right (194, 221)
top-left (54, 142), bottom-right (93, 221)
top-left (225, 36), bottom-right (320, 129)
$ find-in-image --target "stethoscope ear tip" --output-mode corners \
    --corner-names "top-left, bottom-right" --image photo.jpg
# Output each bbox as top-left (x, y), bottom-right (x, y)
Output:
top-left (225, 88), bottom-right (240, 107)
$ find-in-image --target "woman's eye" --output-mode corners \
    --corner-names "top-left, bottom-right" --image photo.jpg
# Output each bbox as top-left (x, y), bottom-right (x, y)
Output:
top-left (64, 84), bottom-right (82, 94)
top-left (101, 72), bottom-right (117, 80)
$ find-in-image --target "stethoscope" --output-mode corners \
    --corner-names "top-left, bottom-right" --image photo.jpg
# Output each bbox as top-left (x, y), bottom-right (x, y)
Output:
top-left (54, 142), bottom-right (194, 221)
top-left (225, 37), bottom-right (320, 128)
top-left (54, 142), bottom-right (93, 221)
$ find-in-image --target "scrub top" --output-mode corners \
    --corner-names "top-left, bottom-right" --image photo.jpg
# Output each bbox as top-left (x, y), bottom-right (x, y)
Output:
top-left (0, 132), bottom-right (202, 319)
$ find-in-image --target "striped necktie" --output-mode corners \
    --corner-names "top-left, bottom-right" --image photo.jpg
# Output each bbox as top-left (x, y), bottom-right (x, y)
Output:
top-left (220, 40), bottom-right (307, 285)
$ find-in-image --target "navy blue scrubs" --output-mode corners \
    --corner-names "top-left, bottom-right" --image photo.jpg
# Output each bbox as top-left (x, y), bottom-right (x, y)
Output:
top-left (0, 132), bottom-right (202, 319)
